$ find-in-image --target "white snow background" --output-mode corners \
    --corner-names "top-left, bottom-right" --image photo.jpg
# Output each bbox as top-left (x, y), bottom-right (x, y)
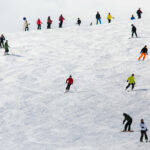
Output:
top-left (0, 19), bottom-right (150, 149)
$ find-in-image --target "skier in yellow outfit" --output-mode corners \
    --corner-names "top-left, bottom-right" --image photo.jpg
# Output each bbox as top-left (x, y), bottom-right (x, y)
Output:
top-left (126, 74), bottom-right (135, 90)
top-left (107, 13), bottom-right (114, 23)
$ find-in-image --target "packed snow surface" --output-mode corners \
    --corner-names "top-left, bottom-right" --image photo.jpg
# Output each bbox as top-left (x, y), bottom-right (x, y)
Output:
top-left (0, 20), bottom-right (150, 150)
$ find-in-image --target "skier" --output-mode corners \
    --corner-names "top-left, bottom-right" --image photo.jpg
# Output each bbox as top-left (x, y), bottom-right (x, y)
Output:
top-left (66, 75), bottom-right (73, 92)
top-left (140, 119), bottom-right (148, 142)
top-left (24, 20), bottom-right (29, 31)
top-left (96, 11), bottom-right (101, 24)
top-left (77, 18), bottom-right (81, 26)
top-left (138, 45), bottom-right (148, 61)
top-left (122, 113), bottom-right (133, 131)
top-left (131, 24), bottom-right (137, 38)
top-left (131, 15), bottom-right (135, 20)
top-left (47, 16), bottom-right (52, 29)
top-left (0, 34), bottom-right (5, 48)
top-left (137, 8), bottom-right (142, 19)
top-left (125, 74), bottom-right (135, 90)
top-left (59, 14), bottom-right (65, 28)
top-left (4, 40), bottom-right (9, 55)
top-left (37, 18), bottom-right (42, 30)
top-left (107, 13), bottom-right (114, 23)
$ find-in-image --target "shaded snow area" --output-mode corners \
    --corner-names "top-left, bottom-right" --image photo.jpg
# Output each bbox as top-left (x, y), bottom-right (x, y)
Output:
top-left (0, 20), bottom-right (150, 150)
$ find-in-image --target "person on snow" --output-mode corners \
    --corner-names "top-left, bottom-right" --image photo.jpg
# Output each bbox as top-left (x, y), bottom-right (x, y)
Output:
top-left (37, 18), bottom-right (42, 30)
top-left (66, 75), bottom-right (73, 91)
top-left (107, 13), bottom-right (114, 23)
top-left (0, 34), bottom-right (5, 48)
top-left (137, 8), bottom-right (142, 19)
top-left (122, 113), bottom-right (133, 131)
top-left (138, 45), bottom-right (148, 61)
top-left (4, 40), bottom-right (9, 55)
top-left (125, 74), bottom-right (135, 90)
top-left (59, 14), bottom-right (65, 28)
top-left (140, 119), bottom-right (148, 142)
top-left (96, 11), bottom-right (101, 24)
top-left (131, 15), bottom-right (135, 20)
top-left (24, 20), bottom-right (29, 31)
top-left (131, 24), bottom-right (137, 38)
top-left (77, 18), bottom-right (81, 26)
top-left (47, 16), bottom-right (52, 29)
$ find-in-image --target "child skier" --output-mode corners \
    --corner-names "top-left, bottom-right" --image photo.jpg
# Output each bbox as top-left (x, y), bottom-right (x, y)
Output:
top-left (140, 119), bottom-right (148, 142)
top-left (122, 113), bottom-right (133, 131)
top-left (138, 45), bottom-right (148, 61)
top-left (125, 74), bottom-right (135, 90)
top-left (4, 40), bottom-right (9, 55)
top-left (66, 75), bottom-right (73, 92)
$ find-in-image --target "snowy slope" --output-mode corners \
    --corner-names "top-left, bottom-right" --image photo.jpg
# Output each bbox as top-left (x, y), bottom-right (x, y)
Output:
top-left (0, 19), bottom-right (150, 150)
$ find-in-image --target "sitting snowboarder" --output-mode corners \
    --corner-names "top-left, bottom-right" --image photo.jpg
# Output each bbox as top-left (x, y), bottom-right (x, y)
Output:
top-left (66, 75), bottom-right (73, 92)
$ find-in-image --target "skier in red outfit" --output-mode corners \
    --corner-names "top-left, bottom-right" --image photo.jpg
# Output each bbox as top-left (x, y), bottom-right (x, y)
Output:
top-left (59, 14), bottom-right (65, 28)
top-left (37, 18), bottom-right (42, 30)
top-left (66, 75), bottom-right (73, 91)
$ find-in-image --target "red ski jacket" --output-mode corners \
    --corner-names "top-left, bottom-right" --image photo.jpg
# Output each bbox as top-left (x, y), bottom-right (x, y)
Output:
top-left (59, 16), bottom-right (64, 22)
top-left (47, 19), bottom-right (52, 24)
top-left (66, 77), bottom-right (73, 85)
top-left (37, 19), bottom-right (42, 25)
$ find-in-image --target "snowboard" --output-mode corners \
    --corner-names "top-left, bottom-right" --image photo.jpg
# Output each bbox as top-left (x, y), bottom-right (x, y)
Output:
top-left (121, 130), bottom-right (134, 132)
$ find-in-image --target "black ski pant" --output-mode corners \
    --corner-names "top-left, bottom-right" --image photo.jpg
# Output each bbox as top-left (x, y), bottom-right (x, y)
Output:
top-left (37, 25), bottom-right (41, 30)
top-left (59, 22), bottom-right (63, 28)
top-left (124, 120), bottom-right (132, 131)
top-left (108, 19), bottom-right (111, 23)
top-left (140, 130), bottom-right (148, 142)
top-left (47, 23), bottom-right (51, 29)
top-left (66, 84), bottom-right (71, 91)
top-left (138, 14), bottom-right (141, 19)
top-left (132, 31), bottom-right (137, 37)
top-left (25, 27), bottom-right (29, 31)
top-left (126, 83), bottom-right (135, 90)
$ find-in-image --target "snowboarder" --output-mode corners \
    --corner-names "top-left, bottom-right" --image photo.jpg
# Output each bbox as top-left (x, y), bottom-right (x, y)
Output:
top-left (131, 15), bottom-right (135, 20)
top-left (4, 40), bottom-right (9, 55)
top-left (140, 119), bottom-right (148, 142)
top-left (107, 13), bottom-right (114, 23)
top-left (0, 34), bottom-right (5, 48)
top-left (24, 20), bottom-right (29, 31)
top-left (77, 18), bottom-right (81, 26)
top-left (59, 14), bottom-right (65, 28)
top-left (37, 18), bottom-right (42, 30)
top-left (138, 45), bottom-right (148, 61)
top-left (66, 75), bottom-right (73, 92)
top-left (47, 16), bottom-right (52, 29)
top-left (96, 11), bottom-right (101, 24)
top-left (137, 8), bottom-right (142, 19)
top-left (131, 24), bottom-right (137, 38)
top-left (122, 113), bottom-right (133, 131)
top-left (125, 74), bottom-right (135, 90)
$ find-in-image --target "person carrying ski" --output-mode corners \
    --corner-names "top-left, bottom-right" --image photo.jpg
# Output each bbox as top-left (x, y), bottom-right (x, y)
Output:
top-left (66, 75), bottom-right (73, 91)
top-left (24, 20), bottom-right (29, 31)
top-left (107, 13), bottom-right (114, 23)
top-left (77, 18), bottom-right (81, 26)
top-left (0, 34), bottom-right (5, 48)
top-left (137, 8), bottom-right (142, 19)
top-left (47, 16), bottom-right (52, 29)
top-left (131, 15), bottom-right (135, 20)
top-left (138, 45), bottom-right (148, 61)
top-left (37, 18), bottom-right (42, 30)
top-left (125, 74), bottom-right (135, 90)
top-left (131, 24), bottom-right (137, 38)
top-left (140, 119), bottom-right (148, 142)
top-left (59, 14), bottom-right (65, 28)
top-left (96, 11), bottom-right (101, 24)
top-left (4, 40), bottom-right (9, 55)
top-left (122, 113), bottom-right (133, 131)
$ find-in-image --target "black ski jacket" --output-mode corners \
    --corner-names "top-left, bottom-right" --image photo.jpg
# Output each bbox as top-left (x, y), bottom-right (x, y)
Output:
top-left (141, 47), bottom-right (148, 54)
top-left (96, 13), bottom-right (101, 19)
top-left (132, 26), bottom-right (136, 32)
top-left (123, 113), bottom-right (132, 124)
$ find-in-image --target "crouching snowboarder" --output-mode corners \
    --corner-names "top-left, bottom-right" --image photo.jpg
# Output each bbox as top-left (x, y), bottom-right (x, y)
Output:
top-left (140, 119), bottom-right (148, 142)
top-left (4, 40), bottom-right (9, 55)
top-left (125, 74), bottom-right (135, 90)
top-left (122, 113), bottom-right (133, 132)
top-left (66, 75), bottom-right (73, 92)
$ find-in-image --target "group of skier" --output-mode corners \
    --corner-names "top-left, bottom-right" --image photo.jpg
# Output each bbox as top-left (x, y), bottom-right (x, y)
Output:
top-left (0, 34), bottom-right (9, 55)
top-left (122, 113), bottom-right (148, 142)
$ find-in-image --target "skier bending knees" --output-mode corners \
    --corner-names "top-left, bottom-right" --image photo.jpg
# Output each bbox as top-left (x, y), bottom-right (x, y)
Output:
top-left (123, 113), bottom-right (132, 131)
top-left (125, 74), bottom-right (135, 90)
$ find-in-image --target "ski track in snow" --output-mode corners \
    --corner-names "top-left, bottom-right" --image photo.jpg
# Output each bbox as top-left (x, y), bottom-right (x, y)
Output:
top-left (0, 20), bottom-right (150, 150)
